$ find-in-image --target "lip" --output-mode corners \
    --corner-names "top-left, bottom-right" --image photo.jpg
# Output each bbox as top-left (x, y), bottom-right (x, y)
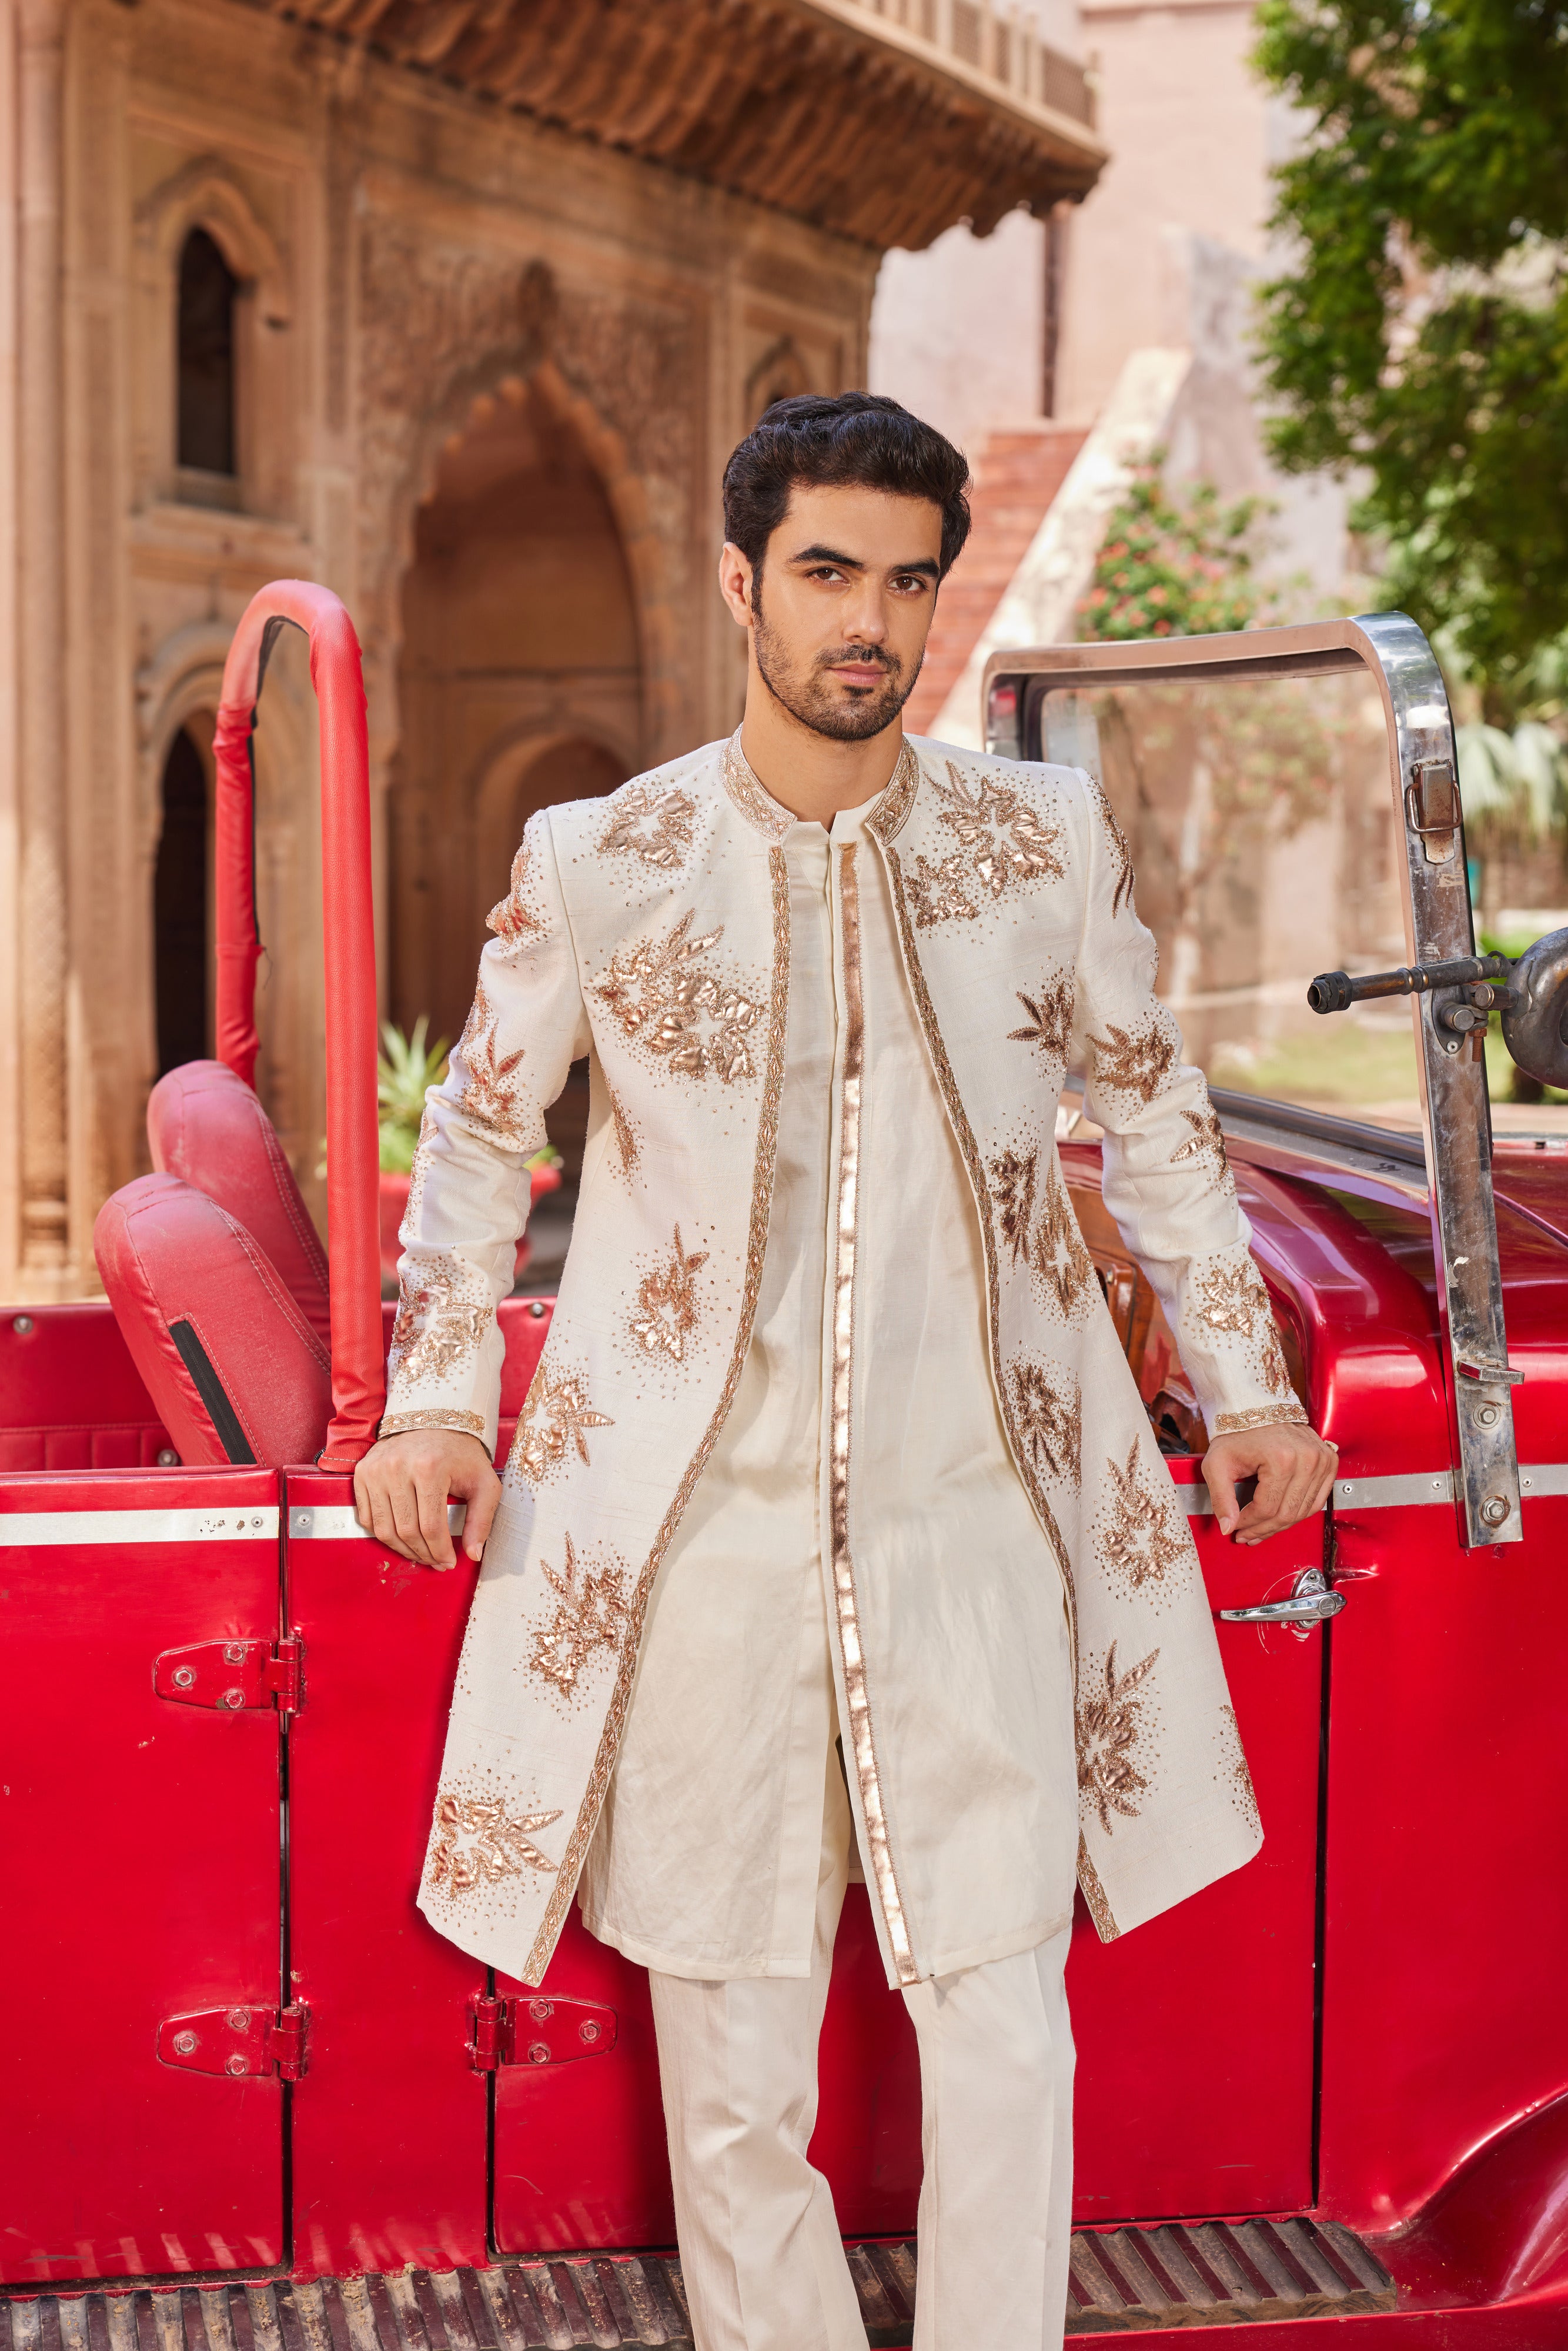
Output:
top-left (830, 663), bottom-right (887, 682)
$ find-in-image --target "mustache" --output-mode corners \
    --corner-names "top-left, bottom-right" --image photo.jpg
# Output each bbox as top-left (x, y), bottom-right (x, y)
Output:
top-left (815, 645), bottom-right (901, 676)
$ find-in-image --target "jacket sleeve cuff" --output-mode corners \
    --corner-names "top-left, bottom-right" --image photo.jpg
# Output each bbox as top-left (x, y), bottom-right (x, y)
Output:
top-left (1211, 1401), bottom-right (1309, 1436)
top-left (379, 1406), bottom-right (494, 1460)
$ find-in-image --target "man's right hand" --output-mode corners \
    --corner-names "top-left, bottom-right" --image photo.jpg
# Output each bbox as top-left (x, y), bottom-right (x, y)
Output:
top-left (353, 1427), bottom-right (503, 1569)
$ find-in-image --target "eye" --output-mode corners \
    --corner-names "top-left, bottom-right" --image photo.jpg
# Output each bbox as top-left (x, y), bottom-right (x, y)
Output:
top-left (807, 565), bottom-right (848, 583)
top-left (892, 573), bottom-right (933, 596)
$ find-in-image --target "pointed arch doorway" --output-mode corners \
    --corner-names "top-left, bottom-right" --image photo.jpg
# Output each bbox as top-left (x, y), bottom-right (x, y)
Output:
top-left (389, 376), bottom-right (643, 1271)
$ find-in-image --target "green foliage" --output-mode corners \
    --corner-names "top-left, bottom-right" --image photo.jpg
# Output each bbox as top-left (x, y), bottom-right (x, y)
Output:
top-left (1076, 465), bottom-right (1273, 642)
top-left (1253, 0), bottom-right (1568, 709)
top-left (377, 1017), bottom-right (449, 1174)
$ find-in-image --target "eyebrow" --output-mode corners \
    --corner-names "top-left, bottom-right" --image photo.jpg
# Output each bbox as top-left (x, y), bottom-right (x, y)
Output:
top-left (787, 542), bottom-right (941, 579)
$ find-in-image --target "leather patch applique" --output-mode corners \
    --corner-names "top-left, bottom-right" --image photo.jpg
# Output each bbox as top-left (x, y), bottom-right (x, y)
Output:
top-left (1077, 1642), bottom-right (1161, 1835)
top-left (487, 836), bottom-right (549, 946)
top-left (1088, 1011), bottom-right (1180, 1107)
top-left (1170, 1100), bottom-right (1230, 1188)
top-left (526, 1532), bottom-right (630, 1704)
top-left (1009, 972), bottom-right (1075, 1064)
top-left (1096, 1438), bottom-right (1189, 1597)
top-left (1010, 1357), bottom-right (1082, 1485)
top-left (593, 910), bottom-right (763, 1084)
top-left (426, 1786), bottom-right (562, 1899)
top-left (387, 1251), bottom-right (490, 1390)
top-left (628, 1224), bottom-right (709, 1362)
top-left (511, 1367), bottom-right (614, 1487)
top-left (598, 782), bottom-right (697, 872)
top-left (456, 977), bottom-right (532, 1144)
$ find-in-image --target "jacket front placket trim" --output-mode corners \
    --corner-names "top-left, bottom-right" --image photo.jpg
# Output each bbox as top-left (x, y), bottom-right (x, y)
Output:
top-left (829, 839), bottom-right (918, 1987)
top-left (521, 837), bottom-right (795, 1985)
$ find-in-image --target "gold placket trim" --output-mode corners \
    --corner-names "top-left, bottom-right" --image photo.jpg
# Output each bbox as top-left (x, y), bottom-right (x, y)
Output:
top-left (831, 841), bottom-right (918, 1987)
top-left (521, 844), bottom-right (794, 1983)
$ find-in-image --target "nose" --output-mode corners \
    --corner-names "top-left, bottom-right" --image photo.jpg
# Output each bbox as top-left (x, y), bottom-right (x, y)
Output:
top-left (842, 582), bottom-right (890, 645)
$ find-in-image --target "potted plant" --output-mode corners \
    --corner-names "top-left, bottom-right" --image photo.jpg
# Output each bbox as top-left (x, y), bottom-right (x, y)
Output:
top-left (377, 1017), bottom-right (561, 1285)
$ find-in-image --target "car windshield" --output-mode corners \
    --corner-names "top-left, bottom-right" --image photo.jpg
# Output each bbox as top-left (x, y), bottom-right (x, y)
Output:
top-left (1033, 665), bottom-right (1568, 1144)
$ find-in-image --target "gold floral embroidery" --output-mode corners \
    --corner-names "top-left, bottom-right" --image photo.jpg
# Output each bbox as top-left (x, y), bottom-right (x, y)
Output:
top-left (593, 911), bottom-right (761, 1083)
top-left (907, 850), bottom-right (977, 927)
top-left (1256, 1318), bottom-right (1293, 1396)
top-left (1098, 1438), bottom-right (1187, 1591)
top-left (1011, 1359), bottom-right (1082, 1484)
top-left (1216, 1703), bottom-right (1261, 1839)
top-left (388, 1254), bottom-right (490, 1387)
top-left (380, 1405), bottom-right (487, 1442)
top-left (599, 782), bottom-right (696, 870)
top-left (989, 1147), bottom-right (1038, 1266)
top-left (427, 1790), bottom-right (562, 1896)
top-left (1171, 1101), bottom-right (1229, 1185)
top-left (1195, 1257), bottom-right (1271, 1337)
top-left (487, 837), bottom-right (547, 946)
top-left (1090, 779), bottom-right (1136, 918)
top-left (1077, 1642), bottom-right (1161, 1835)
top-left (456, 977), bottom-right (531, 1143)
top-left (721, 732), bottom-right (794, 841)
top-left (604, 1084), bottom-right (641, 1178)
top-left (931, 762), bottom-right (1065, 901)
top-left (1078, 1835), bottom-right (1119, 1941)
top-left (1009, 974), bottom-right (1075, 1063)
top-left (513, 1368), bottom-right (614, 1485)
top-left (1088, 1013), bottom-right (1179, 1106)
top-left (1033, 1157), bottom-right (1096, 1320)
top-left (527, 1533), bottom-right (630, 1698)
top-left (1213, 1402), bottom-right (1309, 1434)
top-left (630, 1225), bottom-right (709, 1360)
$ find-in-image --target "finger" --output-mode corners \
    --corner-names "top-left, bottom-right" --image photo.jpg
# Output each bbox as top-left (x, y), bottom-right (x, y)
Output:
top-left (353, 1464), bottom-right (373, 1532)
top-left (415, 1470), bottom-right (457, 1570)
top-left (1205, 1452), bottom-right (1241, 1536)
top-left (365, 1478), bottom-right (417, 1563)
top-left (388, 1477), bottom-right (438, 1568)
top-left (459, 1467), bottom-right (503, 1561)
top-left (1235, 1455), bottom-right (1288, 1541)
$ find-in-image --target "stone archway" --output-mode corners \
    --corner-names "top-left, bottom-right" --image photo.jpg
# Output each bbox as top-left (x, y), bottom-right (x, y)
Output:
top-left (388, 377), bottom-right (641, 1050)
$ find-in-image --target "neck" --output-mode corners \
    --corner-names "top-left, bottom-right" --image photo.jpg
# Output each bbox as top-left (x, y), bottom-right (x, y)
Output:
top-left (738, 669), bottom-right (906, 827)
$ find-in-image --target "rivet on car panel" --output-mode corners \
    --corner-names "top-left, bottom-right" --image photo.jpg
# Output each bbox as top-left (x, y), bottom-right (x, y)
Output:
top-left (579, 2021), bottom-right (600, 2043)
top-left (527, 2042), bottom-right (550, 2064)
top-left (173, 2032), bottom-right (197, 2054)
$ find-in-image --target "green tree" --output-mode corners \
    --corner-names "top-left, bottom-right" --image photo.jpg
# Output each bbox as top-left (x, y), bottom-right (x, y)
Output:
top-left (1253, 0), bottom-right (1568, 714)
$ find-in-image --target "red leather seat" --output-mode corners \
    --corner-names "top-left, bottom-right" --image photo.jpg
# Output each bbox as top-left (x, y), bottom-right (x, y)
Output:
top-left (147, 1060), bottom-right (331, 1348)
top-left (94, 1174), bottom-right (331, 1468)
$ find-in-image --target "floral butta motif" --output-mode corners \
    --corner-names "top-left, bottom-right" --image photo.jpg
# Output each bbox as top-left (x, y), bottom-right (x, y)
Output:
top-left (1097, 1438), bottom-right (1188, 1594)
top-left (599, 783), bottom-right (697, 872)
top-left (1171, 1101), bottom-right (1230, 1188)
top-left (511, 1367), bottom-right (614, 1486)
top-left (593, 911), bottom-right (762, 1083)
top-left (907, 764), bottom-right (1065, 927)
top-left (1088, 1013), bottom-right (1179, 1107)
top-left (1216, 1702), bottom-right (1262, 1840)
top-left (426, 1789), bottom-right (562, 1898)
top-left (527, 1533), bottom-right (630, 1700)
top-left (1091, 780), bottom-right (1136, 919)
top-left (629, 1225), bottom-right (708, 1361)
top-left (990, 1147), bottom-right (1038, 1265)
top-left (1033, 1156), bottom-right (1098, 1321)
top-left (455, 977), bottom-right (531, 1144)
top-left (606, 1086), bottom-right (641, 1178)
top-left (1077, 1642), bottom-right (1161, 1836)
top-left (389, 1254), bottom-right (490, 1388)
top-left (1009, 974), bottom-right (1075, 1064)
top-left (487, 837), bottom-right (547, 947)
top-left (1011, 1358), bottom-right (1082, 1485)
top-left (1195, 1254), bottom-right (1298, 1405)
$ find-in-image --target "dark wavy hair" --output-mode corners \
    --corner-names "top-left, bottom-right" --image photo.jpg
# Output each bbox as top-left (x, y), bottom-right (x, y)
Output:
top-left (722, 392), bottom-right (971, 581)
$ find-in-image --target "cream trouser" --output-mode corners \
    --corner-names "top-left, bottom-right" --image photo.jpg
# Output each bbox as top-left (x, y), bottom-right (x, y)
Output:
top-left (647, 1758), bottom-right (1075, 2350)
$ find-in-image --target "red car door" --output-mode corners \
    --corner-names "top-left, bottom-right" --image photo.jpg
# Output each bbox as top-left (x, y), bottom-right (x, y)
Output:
top-left (1, 1466), bottom-right (286, 2285)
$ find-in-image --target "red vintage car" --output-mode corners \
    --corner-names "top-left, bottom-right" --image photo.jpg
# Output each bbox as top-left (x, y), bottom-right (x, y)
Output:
top-left (5, 586), bottom-right (1568, 2349)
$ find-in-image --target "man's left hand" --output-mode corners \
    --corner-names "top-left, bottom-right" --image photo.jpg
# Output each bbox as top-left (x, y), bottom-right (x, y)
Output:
top-left (1202, 1422), bottom-right (1338, 1544)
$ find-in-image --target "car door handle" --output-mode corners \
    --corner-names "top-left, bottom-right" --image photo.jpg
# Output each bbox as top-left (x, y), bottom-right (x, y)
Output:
top-left (1219, 1567), bottom-right (1346, 1625)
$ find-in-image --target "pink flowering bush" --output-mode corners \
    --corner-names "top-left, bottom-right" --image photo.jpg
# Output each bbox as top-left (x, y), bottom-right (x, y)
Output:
top-left (1076, 463), bottom-right (1273, 643)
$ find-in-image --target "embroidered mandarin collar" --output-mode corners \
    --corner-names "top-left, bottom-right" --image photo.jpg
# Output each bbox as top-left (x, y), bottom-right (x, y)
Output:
top-left (721, 732), bottom-right (922, 845)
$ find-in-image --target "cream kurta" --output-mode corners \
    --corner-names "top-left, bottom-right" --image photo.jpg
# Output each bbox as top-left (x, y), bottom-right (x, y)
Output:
top-left (577, 797), bottom-right (1076, 1981)
top-left (383, 733), bottom-right (1306, 1988)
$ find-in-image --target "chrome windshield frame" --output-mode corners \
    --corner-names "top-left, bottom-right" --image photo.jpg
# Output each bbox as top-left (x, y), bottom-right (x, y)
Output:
top-left (982, 615), bottom-right (1522, 1549)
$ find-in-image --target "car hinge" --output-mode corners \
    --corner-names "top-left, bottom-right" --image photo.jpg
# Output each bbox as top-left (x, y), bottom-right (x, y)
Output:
top-left (469, 1992), bottom-right (617, 2072)
top-left (154, 1632), bottom-right (305, 1713)
top-left (158, 2001), bottom-right (311, 2080)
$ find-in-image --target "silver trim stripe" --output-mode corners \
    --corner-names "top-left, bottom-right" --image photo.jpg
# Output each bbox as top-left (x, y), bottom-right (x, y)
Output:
top-left (290, 1502), bottom-right (467, 1540)
top-left (0, 1507), bottom-right (277, 1547)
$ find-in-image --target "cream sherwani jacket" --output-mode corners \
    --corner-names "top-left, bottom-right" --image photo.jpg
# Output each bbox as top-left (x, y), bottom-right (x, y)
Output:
top-left (384, 734), bottom-right (1305, 1989)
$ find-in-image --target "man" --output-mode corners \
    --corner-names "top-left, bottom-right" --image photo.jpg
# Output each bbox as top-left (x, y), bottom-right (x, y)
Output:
top-left (355, 392), bottom-right (1336, 2349)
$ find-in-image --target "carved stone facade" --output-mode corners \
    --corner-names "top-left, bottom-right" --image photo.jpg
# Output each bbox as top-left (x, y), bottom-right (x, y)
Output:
top-left (0, 0), bottom-right (1099, 1297)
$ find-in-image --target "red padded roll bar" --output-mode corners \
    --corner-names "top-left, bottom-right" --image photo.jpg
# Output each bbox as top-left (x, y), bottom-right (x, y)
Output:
top-left (213, 582), bottom-right (383, 1467)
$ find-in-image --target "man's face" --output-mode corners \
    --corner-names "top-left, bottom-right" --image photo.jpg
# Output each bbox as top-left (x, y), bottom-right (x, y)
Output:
top-left (724, 483), bottom-right (944, 743)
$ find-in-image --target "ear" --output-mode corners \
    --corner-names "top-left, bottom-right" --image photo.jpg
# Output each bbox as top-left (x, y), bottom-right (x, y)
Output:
top-left (718, 540), bottom-right (756, 630)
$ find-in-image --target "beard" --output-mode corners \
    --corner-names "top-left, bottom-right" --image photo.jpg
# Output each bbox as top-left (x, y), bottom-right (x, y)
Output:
top-left (751, 588), bottom-right (920, 743)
